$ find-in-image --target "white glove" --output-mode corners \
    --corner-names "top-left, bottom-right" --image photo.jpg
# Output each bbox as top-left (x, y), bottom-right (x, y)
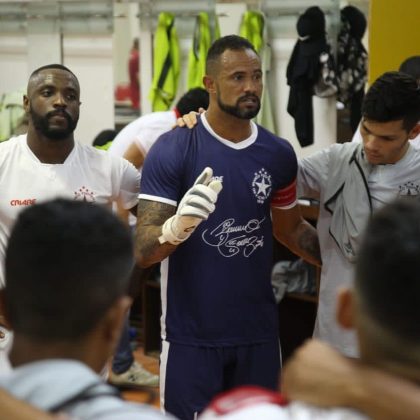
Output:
top-left (159, 167), bottom-right (223, 245)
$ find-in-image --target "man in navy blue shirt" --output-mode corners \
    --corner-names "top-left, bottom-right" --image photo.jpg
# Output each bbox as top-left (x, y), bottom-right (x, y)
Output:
top-left (135, 35), bottom-right (320, 420)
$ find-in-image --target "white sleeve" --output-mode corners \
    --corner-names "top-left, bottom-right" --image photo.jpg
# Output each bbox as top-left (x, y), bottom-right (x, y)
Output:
top-left (111, 156), bottom-right (140, 210)
top-left (298, 147), bottom-right (331, 199)
top-left (132, 133), bottom-right (147, 156)
top-left (96, 408), bottom-right (170, 420)
top-left (133, 126), bottom-right (172, 156)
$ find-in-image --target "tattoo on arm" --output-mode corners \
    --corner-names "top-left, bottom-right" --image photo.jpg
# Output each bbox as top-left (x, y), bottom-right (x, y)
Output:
top-left (295, 221), bottom-right (322, 267)
top-left (135, 200), bottom-right (176, 267)
top-left (137, 200), bottom-right (174, 226)
top-left (272, 207), bottom-right (321, 267)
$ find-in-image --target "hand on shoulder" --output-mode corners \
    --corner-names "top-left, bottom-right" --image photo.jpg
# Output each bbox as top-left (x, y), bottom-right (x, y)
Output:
top-left (175, 108), bottom-right (205, 129)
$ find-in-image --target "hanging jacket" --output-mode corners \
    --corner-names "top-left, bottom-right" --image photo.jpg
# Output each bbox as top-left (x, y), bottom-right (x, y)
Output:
top-left (213, 14), bottom-right (221, 41)
top-left (187, 12), bottom-right (212, 89)
top-left (0, 89), bottom-right (25, 142)
top-left (314, 42), bottom-right (339, 98)
top-left (286, 6), bottom-right (333, 147)
top-left (240, 10), bottom-right (277, 133)
top-left (239, 10), bottom-right (264, 54)
top-left (148, 12), bottom-right (180, 111)
top-left (337, 6), bottom-right (368, 133)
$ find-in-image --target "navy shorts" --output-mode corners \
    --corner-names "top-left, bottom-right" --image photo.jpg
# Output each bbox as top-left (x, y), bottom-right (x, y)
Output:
top-left (160, 339), bottom-right (281, 420)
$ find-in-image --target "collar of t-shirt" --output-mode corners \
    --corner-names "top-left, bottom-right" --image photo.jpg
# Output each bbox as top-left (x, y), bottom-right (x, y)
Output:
top-left (200, 112), bottom-right (258, 150)
top-left (23, 134), bottom-right (77, 166)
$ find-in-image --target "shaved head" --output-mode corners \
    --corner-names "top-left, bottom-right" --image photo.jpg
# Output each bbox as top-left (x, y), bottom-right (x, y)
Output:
top-left (206, 35), bottom-right (258, 76)
top-left (27, 64), bottom-right (79, 95)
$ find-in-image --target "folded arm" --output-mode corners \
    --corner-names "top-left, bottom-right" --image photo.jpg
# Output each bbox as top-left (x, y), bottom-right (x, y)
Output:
top-left (282, 339), bottom-right (420, 420)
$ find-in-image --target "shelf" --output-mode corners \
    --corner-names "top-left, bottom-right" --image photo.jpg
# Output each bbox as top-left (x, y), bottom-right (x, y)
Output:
top-left (285, 292), bottom-right (318, 304)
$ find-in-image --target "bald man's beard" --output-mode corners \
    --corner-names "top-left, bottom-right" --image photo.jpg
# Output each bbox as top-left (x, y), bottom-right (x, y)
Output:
top-left (30, 106), bottom-right (78, 140)
top-left (216, 85), bottom-right (261, 120)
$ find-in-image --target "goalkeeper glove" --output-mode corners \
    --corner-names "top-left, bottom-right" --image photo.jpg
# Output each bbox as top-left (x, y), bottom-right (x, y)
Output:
top-left (158, 167), bottom-right (222, 245)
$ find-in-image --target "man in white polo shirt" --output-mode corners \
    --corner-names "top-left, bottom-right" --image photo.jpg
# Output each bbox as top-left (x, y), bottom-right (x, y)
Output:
top-left (0, 64), bottom-right (142, 377)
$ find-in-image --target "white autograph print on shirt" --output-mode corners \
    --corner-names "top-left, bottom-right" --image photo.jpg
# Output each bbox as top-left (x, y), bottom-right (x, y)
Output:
top-left (202, 217), bottom-right (265, 257)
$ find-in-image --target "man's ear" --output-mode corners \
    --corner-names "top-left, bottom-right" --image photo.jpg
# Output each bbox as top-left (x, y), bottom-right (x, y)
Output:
top-left (23, 95), bottom-right (29, 113)
top-left (336, 288), bottom-right (354, 330)
top-left (203, 75), bottom-right (215, 93)
top-left (408, 123), bottom-right (420, 140)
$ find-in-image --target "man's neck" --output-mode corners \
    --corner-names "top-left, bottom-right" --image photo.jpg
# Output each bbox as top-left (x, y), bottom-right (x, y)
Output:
top-left (26, 127), bottom-right (75, 164)
top-left (205, 107), bottom-right (253, 143)
top-left (394, 142), bottom-right (411, 164)
top-left (359, 314), bottom-right (420, 384)
top-left (363, 355), bottom-right (420, 386)
top-left (10, 334), bottom-right (106, 374)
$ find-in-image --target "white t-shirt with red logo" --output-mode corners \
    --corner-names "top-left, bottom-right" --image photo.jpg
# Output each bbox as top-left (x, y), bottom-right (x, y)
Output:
top-left (0, 134), bottom-right (140, 374)
top-left (201, 386), bottom-right (367, 420)
top-left (0, 134), bottom-right (140, 289)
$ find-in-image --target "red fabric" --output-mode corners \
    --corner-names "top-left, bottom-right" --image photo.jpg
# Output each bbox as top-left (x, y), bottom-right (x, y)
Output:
top-left (128, 49), bottom-right (140, 110)
top-left (271, 179), bottom-right (297, 208)
top-left (115, 84), bottom-right (131, 102)
top-left (206, 386), bottom-right (288, 416)
top-left (173, 107), bottom-right (181, 119)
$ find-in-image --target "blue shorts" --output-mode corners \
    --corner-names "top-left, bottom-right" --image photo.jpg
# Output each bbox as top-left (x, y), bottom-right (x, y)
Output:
top-left (160, 339), bottom-right (281, 420)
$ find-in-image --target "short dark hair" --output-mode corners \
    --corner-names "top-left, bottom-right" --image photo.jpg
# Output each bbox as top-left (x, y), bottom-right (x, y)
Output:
top-left (175, 88), bottom-right (209, 115)
top-left (362, 71), bottom-right (420, 131)
top-left (356, 199), bottom-right (420, 344)
top-left (206, 35), bottom-right (258, 74)
top-left (399, 56), bottom-right (420, 82)
top-left (4, 199), bottom-right (133, 341)
top-left (29, 64), bottom-right (79, 86)
top-left (92, 129), bottom-right (117, 147)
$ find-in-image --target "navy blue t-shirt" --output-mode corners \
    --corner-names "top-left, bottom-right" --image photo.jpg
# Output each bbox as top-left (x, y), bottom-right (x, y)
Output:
top-left (139, 114), bottom-right (297, 346)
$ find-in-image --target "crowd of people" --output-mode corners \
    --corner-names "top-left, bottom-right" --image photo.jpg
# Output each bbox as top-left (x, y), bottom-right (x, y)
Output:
top-left (0, 34), bottom-right (419, 420)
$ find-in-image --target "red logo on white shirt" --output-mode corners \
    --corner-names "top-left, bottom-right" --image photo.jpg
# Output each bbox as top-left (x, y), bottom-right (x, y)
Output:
top-left (10, 199), bottom-right (36, 206)
top-left (74, 186), bottom-right (95, 202)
